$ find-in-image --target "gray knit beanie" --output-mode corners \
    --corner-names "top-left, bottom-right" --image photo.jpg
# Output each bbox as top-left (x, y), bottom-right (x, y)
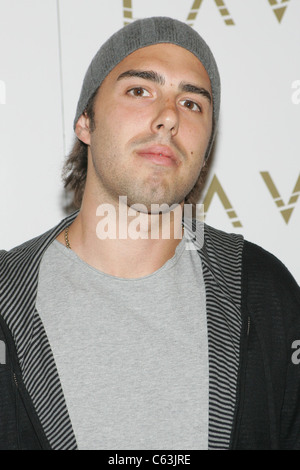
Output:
top-left (74, 16), bottom-right (221, 158)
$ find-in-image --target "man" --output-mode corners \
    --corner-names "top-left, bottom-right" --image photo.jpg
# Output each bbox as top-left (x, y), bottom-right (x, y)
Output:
top-left (0, 17), bottom-right (299, 451)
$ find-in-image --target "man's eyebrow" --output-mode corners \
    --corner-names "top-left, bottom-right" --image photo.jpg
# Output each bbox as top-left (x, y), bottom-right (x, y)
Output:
top-left (117, 70), bottom-right (165, 85)
top-left (116, 70), bottom-right (211, 104)
top-left (179, 82), bottom-right (212, 104)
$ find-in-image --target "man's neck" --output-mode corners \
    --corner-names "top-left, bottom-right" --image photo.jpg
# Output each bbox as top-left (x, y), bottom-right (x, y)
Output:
top-left (57, 198), bottom-right (184, 279)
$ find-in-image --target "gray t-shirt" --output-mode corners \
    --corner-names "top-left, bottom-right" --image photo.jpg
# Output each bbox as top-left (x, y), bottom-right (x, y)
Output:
top-left (36, 236), bottom-right (208, 450)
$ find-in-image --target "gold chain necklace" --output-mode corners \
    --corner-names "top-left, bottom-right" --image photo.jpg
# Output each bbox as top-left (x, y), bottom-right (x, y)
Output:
top-left (64, 226), bottom-right (71, 249)
top-left (64, 224), bottom-right (185, 250)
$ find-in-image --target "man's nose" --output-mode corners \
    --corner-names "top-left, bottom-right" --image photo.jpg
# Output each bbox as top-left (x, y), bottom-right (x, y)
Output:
top-left (150, 100), bottom-right (179, 137)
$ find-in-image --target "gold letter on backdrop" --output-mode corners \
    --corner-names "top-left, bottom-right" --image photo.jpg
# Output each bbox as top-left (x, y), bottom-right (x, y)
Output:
top-left (123, 0), bottom-right (235, 26)
top-left (186, 0), bottom-right (235, 26)
top-left (260, 172), bottom-right (300, 224)
top-left (268, 0), bottom-right (291, 23)
top-left (202, 175), bottom-right (242, 227)
top-left (123, 0), bottom-right (292, 25)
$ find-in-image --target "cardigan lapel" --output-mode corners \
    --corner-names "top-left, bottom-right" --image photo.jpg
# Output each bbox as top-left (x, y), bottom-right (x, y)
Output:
top-left (0, 211), bottom-right (79, 450)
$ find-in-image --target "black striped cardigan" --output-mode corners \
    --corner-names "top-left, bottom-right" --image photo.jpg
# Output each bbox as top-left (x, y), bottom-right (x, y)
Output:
top-left (0, 212), bottom-right (300, 450)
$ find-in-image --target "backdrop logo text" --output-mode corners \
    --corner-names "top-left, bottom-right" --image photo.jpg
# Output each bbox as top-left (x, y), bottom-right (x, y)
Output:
top-left (123, 0), bottom-right (292, 26)
top-left (202, 172), bottom-right (300, 227)
top-left (260, 172), bottom-right (300, 224)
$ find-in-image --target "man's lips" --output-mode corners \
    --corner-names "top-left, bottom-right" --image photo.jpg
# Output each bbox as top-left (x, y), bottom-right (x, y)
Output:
top-left (136, 145), bottom-right (179, 167)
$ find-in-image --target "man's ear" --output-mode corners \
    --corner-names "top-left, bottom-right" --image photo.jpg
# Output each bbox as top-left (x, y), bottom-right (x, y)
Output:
top-left (75, 112), bottom-right (91, 145)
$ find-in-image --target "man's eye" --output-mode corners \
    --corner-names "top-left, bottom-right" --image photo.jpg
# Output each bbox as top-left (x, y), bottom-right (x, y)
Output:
top-left (180, 99), bottom-right (201, 112)
top-left (127, 87), bottom-right (151, 97)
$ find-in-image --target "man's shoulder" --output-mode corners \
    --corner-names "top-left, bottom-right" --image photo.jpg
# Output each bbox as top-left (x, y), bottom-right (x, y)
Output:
top-left (0, 228), bottom-right (53, 270)
top-left (202, 223), bottom-right (244, 262)
top-left (243, 240), bottom-right (299, 287)
top-left (204, 224), bottom-right (298, 285)
top-left (203, 223), bottom-right (299, 296)
top-left (242, 240), bottom-right (300, 311)
top-left (204, 223), bottom-right (244, 247)
top-left (0, 212), bottom-right (78, 276)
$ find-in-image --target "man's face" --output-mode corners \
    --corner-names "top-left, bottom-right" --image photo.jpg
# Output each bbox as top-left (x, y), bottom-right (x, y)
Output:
top-left (80, 43), bottom-right (213, 210)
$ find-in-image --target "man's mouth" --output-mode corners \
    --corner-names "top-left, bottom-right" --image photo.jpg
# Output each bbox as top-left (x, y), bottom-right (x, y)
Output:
top-left (136, 145), bottom-right (180, 167)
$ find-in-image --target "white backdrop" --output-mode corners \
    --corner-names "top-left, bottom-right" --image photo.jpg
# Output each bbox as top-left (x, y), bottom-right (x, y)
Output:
top-left (0, 0), bottom-right (299, 283)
